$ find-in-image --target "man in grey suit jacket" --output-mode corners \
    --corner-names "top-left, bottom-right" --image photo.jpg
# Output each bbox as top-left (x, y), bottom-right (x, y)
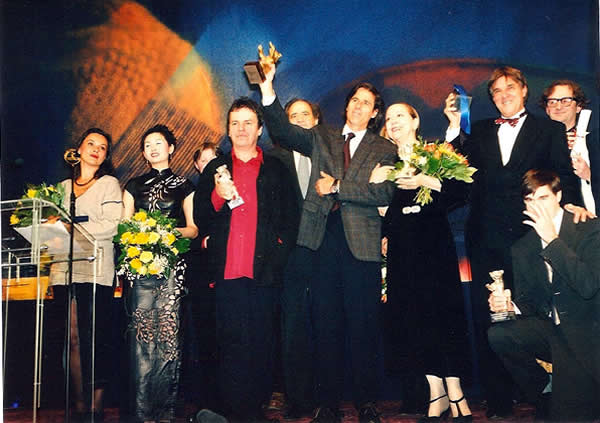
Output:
top-left (488, 169), bottom-right (600, 421)
top-left (259, 68), bottom-right (396, 423)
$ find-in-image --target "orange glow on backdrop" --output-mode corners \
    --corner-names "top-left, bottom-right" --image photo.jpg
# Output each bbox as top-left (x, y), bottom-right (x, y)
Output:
top-left (66, 1), bottom-right (224, 183)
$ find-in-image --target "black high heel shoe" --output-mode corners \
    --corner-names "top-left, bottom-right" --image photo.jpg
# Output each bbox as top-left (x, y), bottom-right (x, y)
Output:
top-left (449, 396), bottom-right (472, 423)
top-left (417, 394), bottom-right (450, 422)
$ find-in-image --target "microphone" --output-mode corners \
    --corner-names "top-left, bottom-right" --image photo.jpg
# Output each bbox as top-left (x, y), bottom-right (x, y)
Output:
top-left (64, 148), bottom-right (81, 166)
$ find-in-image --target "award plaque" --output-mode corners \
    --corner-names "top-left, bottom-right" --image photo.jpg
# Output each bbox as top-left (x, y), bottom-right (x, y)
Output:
top-left (244, 42), bottom-right (282, 84)
top-left (486, 270), bottom-right (516, 323)
top-left (215, 165), bottom-right (244, 209)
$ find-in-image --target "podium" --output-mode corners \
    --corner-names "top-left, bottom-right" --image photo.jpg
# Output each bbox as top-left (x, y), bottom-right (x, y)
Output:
top-left (1, 198), bottom-right (103, 422)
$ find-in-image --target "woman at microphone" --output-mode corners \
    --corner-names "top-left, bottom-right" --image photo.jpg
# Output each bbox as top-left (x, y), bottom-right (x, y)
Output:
top-left (48, 128), bottom-right (122, 421)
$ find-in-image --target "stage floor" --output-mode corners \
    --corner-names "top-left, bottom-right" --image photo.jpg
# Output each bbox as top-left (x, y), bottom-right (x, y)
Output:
top-left (4, 400), bottom-right (536, 422)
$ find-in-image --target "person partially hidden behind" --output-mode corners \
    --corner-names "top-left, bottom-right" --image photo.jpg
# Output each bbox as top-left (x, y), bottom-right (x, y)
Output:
top-left (487, 169), bottom-right (600, 421)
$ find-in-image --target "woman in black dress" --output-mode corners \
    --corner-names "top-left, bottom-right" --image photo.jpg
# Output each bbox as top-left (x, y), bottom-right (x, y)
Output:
top-left (372, 103), bottom-right (473, 422)
top-left (122, 124), bottom-right (198, 423)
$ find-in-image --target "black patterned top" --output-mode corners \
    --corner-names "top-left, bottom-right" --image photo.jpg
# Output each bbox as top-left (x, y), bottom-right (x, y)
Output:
top-left (125, 168), bottom-right (194, 227)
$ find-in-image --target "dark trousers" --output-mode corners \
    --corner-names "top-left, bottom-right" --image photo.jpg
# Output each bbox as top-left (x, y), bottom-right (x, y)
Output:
top-left (488, 317), bottom-right (600, 420)
top-left (181, 273), bottom-right (218, 410)
top-left (215, 277), bottom-right (278, 420)
top-left (467, 239), bottom-right (516, 412)
top-left (310, 211), bottom-right (381, 409)
top-left (281, 246), bottom-right (316, 411)
top-left (127, 273), bottom-right (185, 422)
top-left (46, 283), bottom-right (114, 409)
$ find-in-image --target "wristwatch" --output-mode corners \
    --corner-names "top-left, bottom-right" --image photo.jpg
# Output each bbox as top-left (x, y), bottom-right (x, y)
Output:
top-left (330, 179), bottom-right (340, 194)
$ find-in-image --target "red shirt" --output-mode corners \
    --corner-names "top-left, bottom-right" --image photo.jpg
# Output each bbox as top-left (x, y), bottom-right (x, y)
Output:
top-left (211, 148), bottom-right (263, 280)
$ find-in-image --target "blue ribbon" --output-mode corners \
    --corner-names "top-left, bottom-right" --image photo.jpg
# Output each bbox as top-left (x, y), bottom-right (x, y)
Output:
top-left (453, 84), bottom-right (471, 135)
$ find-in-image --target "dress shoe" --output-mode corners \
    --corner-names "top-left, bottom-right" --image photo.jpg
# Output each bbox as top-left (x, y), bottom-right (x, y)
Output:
top-left (418, 394), bottom-right (450, 422)
top-left (358, 402), bottom-right (381, 423)
top-left (283, 403), bottom-right (313, 419)
top-left (310, 407), bottom-right (341, 423)
top-left (448, 396), bottom-right (472, 423)
top-left (485, 404), bottom-right (513, 419)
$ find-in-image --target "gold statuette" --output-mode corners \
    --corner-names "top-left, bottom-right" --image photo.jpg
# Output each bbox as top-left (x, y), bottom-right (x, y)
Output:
top-left (244, 42), bottom-right (282, 84)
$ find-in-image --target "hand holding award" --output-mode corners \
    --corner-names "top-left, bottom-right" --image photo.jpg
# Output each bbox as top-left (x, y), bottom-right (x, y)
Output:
top-left (244, 42), bottom-right (282, 84)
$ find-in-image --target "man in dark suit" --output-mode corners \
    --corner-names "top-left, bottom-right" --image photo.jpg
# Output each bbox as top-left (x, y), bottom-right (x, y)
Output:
top-left (267, 97), bottom-right (320, 418)
top-left (541, 79), bottom-right (599, 215)
top-left (259, 68), bottom-right (396, 423)
top-left (488, 169), bottom-right (600, 421)
top-left (443, 66), bottom-right (589, 417)
top-left (196, 97), bottom-right (298, 422)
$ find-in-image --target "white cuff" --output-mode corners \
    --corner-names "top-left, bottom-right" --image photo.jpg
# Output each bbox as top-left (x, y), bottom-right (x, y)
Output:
top-left (262, 94), bottom-right (276, 107)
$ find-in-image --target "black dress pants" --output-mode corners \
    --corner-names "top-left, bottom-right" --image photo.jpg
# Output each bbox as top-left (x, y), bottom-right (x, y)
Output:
top-left (215, 277), bottom-right (278, 420)
top-left (310, 211), bottom-right (381, 409)
top-left (488, 317), bottom-right (600, 420)
top-left (281, 246), bottom-right (316, 411)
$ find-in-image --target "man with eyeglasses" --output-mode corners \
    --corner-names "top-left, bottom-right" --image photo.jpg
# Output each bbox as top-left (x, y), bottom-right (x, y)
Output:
top-left (541, 80), bottom-right (599, 214)
top-left (443, 66), bottom-right (588, 418)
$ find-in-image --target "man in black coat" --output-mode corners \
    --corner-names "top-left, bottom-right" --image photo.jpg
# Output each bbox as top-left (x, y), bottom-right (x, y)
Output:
top-left (443, 66), bottom-right (589, 417)
top-left (488, 169), bottom-right (600, 421)
top-left (267, 97), bottom-right (320, 417)
top-left (196, 97), bottom-right (298, 421)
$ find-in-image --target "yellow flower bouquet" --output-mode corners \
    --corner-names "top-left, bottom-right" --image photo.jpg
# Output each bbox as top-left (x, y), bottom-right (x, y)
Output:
top-left (10, 183), bottom-right (66, 227)
top-left (387, 138), bottom-right (477, 206)
top-left (114, 209), bottom-right (190, 280)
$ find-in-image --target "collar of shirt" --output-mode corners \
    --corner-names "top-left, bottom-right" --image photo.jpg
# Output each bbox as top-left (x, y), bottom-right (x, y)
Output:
top-left (497, 109), bottom-right (527, 165)
top-left (232, 146), bottom-right (264, 166)
top-left (342, 125), bottom-right (367, 158)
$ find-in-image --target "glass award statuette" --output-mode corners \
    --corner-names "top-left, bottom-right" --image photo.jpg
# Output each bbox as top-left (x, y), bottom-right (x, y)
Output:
top-left (215, 164), bottom-right (244, 209)
top-left (244, 42), bottom-right (282, 84)
top-left (486, 270), bottom-right (516, 323)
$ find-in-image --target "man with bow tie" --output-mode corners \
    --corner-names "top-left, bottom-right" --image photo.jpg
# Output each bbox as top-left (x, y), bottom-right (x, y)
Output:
top-left (443, 66), bottom-right (589, 418)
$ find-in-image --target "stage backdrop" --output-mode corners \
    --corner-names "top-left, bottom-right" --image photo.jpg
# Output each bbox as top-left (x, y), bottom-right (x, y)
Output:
top-left (2, 0), bottom-right (598, 200)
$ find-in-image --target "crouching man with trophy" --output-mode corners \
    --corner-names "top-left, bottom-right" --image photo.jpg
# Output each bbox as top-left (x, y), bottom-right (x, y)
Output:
top-left (487, 169), bottom-right (600, 421)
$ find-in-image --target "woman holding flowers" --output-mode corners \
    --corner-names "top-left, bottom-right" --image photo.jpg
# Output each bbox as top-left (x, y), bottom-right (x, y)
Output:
top-left (370, 103), bottom-right (474, 422)
top-left (48, 127), bottom-right (122, 421)
top-left (122, 124), bottom-right (197, 423)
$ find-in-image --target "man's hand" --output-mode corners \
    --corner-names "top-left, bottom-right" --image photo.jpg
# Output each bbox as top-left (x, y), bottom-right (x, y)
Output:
top-left (572, 156), bottom-right (591, 181)
top-left (214, 173), bottom-right (236, 200)
top-left (443, 92), bottom-right (461, 129)
top-left (258, 65), bottom-right (276, 98)
top-left (369, 163), bottom-right (394, 184)
top-left (488, 289), bottom-right (514, 313)
top-left (315, 171), bottom-right (336, 197)
top-left (381, 237), bottom-right (388, 257)
top-left (523, 201), bottom-right (559, 244)
top-left (564, 203), bottom-right (596, 223)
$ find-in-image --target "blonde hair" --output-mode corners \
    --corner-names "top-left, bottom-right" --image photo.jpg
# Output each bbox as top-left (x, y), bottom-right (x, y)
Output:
top-left (380, 103), bottom-right (420, 140)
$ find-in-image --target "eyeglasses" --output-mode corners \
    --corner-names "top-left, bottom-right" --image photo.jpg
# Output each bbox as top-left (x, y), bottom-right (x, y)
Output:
top-left (545, 97), bottom-right (576, 107)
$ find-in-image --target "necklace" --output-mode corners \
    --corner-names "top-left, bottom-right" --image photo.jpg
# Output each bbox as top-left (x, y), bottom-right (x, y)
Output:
top-left (74, 177), bottom-right (95, 186)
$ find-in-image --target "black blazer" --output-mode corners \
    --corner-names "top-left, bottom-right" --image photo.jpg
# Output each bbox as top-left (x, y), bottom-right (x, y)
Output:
top-left (453, 113), bottom-right (582, 247)
top-left (511, 214), bottom-right (600, 381)
top-left (267, 146), bottom-right (304, 210)
top-left (196, 152), bottom-right (299, 286)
